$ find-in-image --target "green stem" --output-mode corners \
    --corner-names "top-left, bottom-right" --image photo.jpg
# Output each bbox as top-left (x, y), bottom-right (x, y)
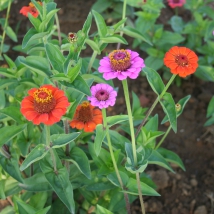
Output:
top-left (122, 79), bottom-right (137, 165)
top-left (87, 50), bottom-right (97, 73)
top-left (0, 0), bottom-right (12, 57)
top-left (135, 74), bottom-right (177, 138)
top-left (45, 125), bottom-right (57, 173)
top-left (102, 108), bottom-right (131, 214)
top-left (117, 0), bottom-right (127, 50)
top-left (155, 126), bottom-right (171, 150)
top-left (122, 80), bottom-right (145, 214)
top-left (55, 13), bottom-right (62, 46)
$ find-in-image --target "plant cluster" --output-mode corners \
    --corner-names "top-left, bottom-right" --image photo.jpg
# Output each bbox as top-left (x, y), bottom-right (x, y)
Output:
top-left (0, 0), bottom-right (213, 214)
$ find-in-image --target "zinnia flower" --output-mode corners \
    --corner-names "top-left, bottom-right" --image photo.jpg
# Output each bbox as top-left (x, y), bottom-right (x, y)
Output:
top-left (167, 0), bottom-right (185, 8)
top-left (163, 46), bottom-right (198, 77)
top-left (20, 2), bottom-right (42, 18)
top-left (21, 85), bottom-right (70, 125)
top-left (87, 83), bottom-right (117, 109)
top-left (70, 101), bottom-right (102, 132)
top-left (98, 49), bottom-right (145, 81)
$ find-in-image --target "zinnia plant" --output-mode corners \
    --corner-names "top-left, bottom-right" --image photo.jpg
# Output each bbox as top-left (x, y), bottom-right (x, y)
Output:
top-left (21, 84), bottom-right (70, 125)
top-left (98, 49), bottom-right (145, 80)
top-left (20, 1), bottom-right (42, 18)
top-left (70, 101), bottom-right (103, 132)
top-left (87, 83), bottom-right (117, 109)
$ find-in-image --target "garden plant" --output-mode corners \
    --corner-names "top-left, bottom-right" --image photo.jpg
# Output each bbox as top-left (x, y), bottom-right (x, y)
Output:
top-left (0, 0), bottom-right (214, 213)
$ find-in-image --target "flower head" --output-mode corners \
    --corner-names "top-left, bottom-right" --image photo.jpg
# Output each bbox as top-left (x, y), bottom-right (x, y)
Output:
top-left (167, 0), bottom-right (185, 8)
top-left (20, 1), bottom-right (42, 18)
top-left (87, 83), bottom-right (117, 109)
top-left (70, 101), bottom-right (102, 132)
top-left (163, 46), bottom-right (198, 77)
top-left (98, 49), bottom-right (145, 81)
top-left (21, 85), bottom-right (70, 125)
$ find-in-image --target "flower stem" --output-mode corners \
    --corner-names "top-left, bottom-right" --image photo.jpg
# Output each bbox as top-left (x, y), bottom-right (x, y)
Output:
top-left (45, 125), bottom-right (57, 173)
top-left (55, 13), bottom-right (62, 46)
top-left (0, 0), bottom-right (11, 58)
top-left (87, 50), bottom-right (97, 73)
top-left (117, 0), bottom-right (127, 50)
top-left (122, 79), bottom-right (145, 214)
top-left (102, 108), bottom-right (131, 214)
top-left (155, 125), bottom-right (171, 150)
top-left (135, 74), bottom-right (177, 138)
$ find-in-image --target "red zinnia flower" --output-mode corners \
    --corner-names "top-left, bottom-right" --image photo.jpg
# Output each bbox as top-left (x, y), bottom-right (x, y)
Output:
top-left (20, 2), bottom-right (42, 18)
top-left (167, 0), bottom-right (185, 8)
top-left (21, 85), bottom-right (70, 125)
top-left (163, 46), bottom-right (198, 78)
top-left (70, 101), bottom-right (102, 132)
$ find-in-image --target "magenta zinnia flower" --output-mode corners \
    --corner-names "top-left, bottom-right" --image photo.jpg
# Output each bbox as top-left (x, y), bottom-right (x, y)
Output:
top-left (167, 0), bottom-right (185, 8)
top-left (87, 83), bottom-right (117, 109)
top-left (98, 49), bottom-right (145, 81)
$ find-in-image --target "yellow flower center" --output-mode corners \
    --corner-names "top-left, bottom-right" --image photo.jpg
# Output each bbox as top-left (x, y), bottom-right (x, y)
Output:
top-left (76, 101), bottom-right (93, 123)
top-left (109, 49), bottom-right (131, 71)
top-left (33, 88), bottom-right (56, 113)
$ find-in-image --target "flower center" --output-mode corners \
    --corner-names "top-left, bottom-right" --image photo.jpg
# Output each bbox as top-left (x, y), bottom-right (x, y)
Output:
top-left (109, 49), bottom-right (131, 71)
top-left (175, 55), bottom-right (188, 67)
top-left (77, 101), bottom-right (93, 123)
top-left (95, 89), bottom-right (109, 101)
top-left (33, 88), bottom-right (56, 113)
top-left (172, 0), bottom-right (180, 3)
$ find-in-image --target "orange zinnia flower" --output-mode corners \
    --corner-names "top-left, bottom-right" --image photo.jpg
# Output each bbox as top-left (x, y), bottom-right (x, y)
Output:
top-left (20, 2), bottom-right (42, 18)
top-left (70, 101), bottom-right (102, 132)
top-left (21, 85), bottom-right (70, 125)
top-left (163, 46), bottom-right (198, 78)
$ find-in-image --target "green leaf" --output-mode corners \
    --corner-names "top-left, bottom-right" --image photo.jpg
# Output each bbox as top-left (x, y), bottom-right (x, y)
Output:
top-left (35, 206), bottom-right (51, 214)
top-left (195, 66), bottom-right (214, 82)
top-left (96, 205), bottom-right (114, 214)
top-left (28, 13), bottom-right (41, 32)
top-left (122, 26), bottom-right (152, 45)
top-left (45, 43), bottom-right (65, 72)
top-left (51, 73), bottom-right (70, 82)
top-left (148, 150), bottom-right (174, 173)
top-left (107, 115), bottom-right (129, 127)
top-left (126, 178), bottom-right (160, 196)
top-left (22, 28), bottom-right (49, 49)
top-left (0, 79), bottom-right (17, 90)
top-left (92, 10), bottom-right (107, 37)
top-left (112, 18), bottom-right (127, 32)
top-left (206, 96), bottom-right (214, 118)
top-left (158, 31), bottom-right (185, 46)
top-left (143, 67), bottom-right (165, 95)
top-left (5, 25), bottom-right (17, 42)
top-left (159, 93), bottom-right (177, 132)
top-left (67, 58), bottom-right (82, 82)
top-left (19, 173), bottom-right (52, 192)
top-left (51, 132), bottom-right (80, 148)
top-left (82, 12), bottom-right (92, 36)
top-left (19, 56), bottom-right (51, 77)
top-left (85, 39), bottom-right (100, 54)
top-left (20, 144), bottom-right (50, 171)
top-left (101, 35), bottom-right (128, 45)
top-left (16, 200), bottom-right (36, 214)
top-left (40, 150), bottom-right (75, 213)
top-left (3, 54), bottom-right (16, 70)
top-left (161, 95), bottom-right (191, 124)
top-left (0, 90), bottom-right (5, 109)
top-left (82, 73), bottom-right (108, 84)
top-left (157, 147), bottom-right (185, 171)
top-left (0, 154), bottom-right (24, 183)
top-left (92, 0), bottom-right (111, 13)
top-left (107, 171), bottom-right (129, 187)
top-left (0, 124), bottom-right (27, 147)
top-left (29, 192), bottom-right (48, 210)
top-left (94, 124), bottom-right (106, 156)
top-left (169, 15), bottom-right (184, 33)
top-left (0, 106), bottom-right (23, 122)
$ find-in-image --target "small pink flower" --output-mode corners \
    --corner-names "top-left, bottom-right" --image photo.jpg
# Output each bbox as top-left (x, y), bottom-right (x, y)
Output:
top-left (98, 49), bottom-right (145, 81)
top-left (87, 83), bottom-right (117, 109)
top-left (167, 0), bottom-right (185, 8)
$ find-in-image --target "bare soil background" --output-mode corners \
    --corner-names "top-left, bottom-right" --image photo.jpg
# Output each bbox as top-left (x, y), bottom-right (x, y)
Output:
top-left (1, 0), bottom-right (214, 213)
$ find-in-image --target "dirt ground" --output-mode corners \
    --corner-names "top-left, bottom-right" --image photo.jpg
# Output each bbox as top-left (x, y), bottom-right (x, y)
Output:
top-left (1, 0), bottom-right (214, 213)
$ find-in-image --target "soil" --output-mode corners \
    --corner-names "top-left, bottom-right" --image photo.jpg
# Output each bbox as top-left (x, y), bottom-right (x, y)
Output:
top-left (1, 0), bottom-right (214, 214)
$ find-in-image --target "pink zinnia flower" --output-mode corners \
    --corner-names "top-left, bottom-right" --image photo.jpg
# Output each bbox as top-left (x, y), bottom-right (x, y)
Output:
top-left (167, 0), bottom-right (185, 8)
top-left (98, 49), bottom-right (145, 81)
top-left (87, 83), bottom-right (117, 109)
